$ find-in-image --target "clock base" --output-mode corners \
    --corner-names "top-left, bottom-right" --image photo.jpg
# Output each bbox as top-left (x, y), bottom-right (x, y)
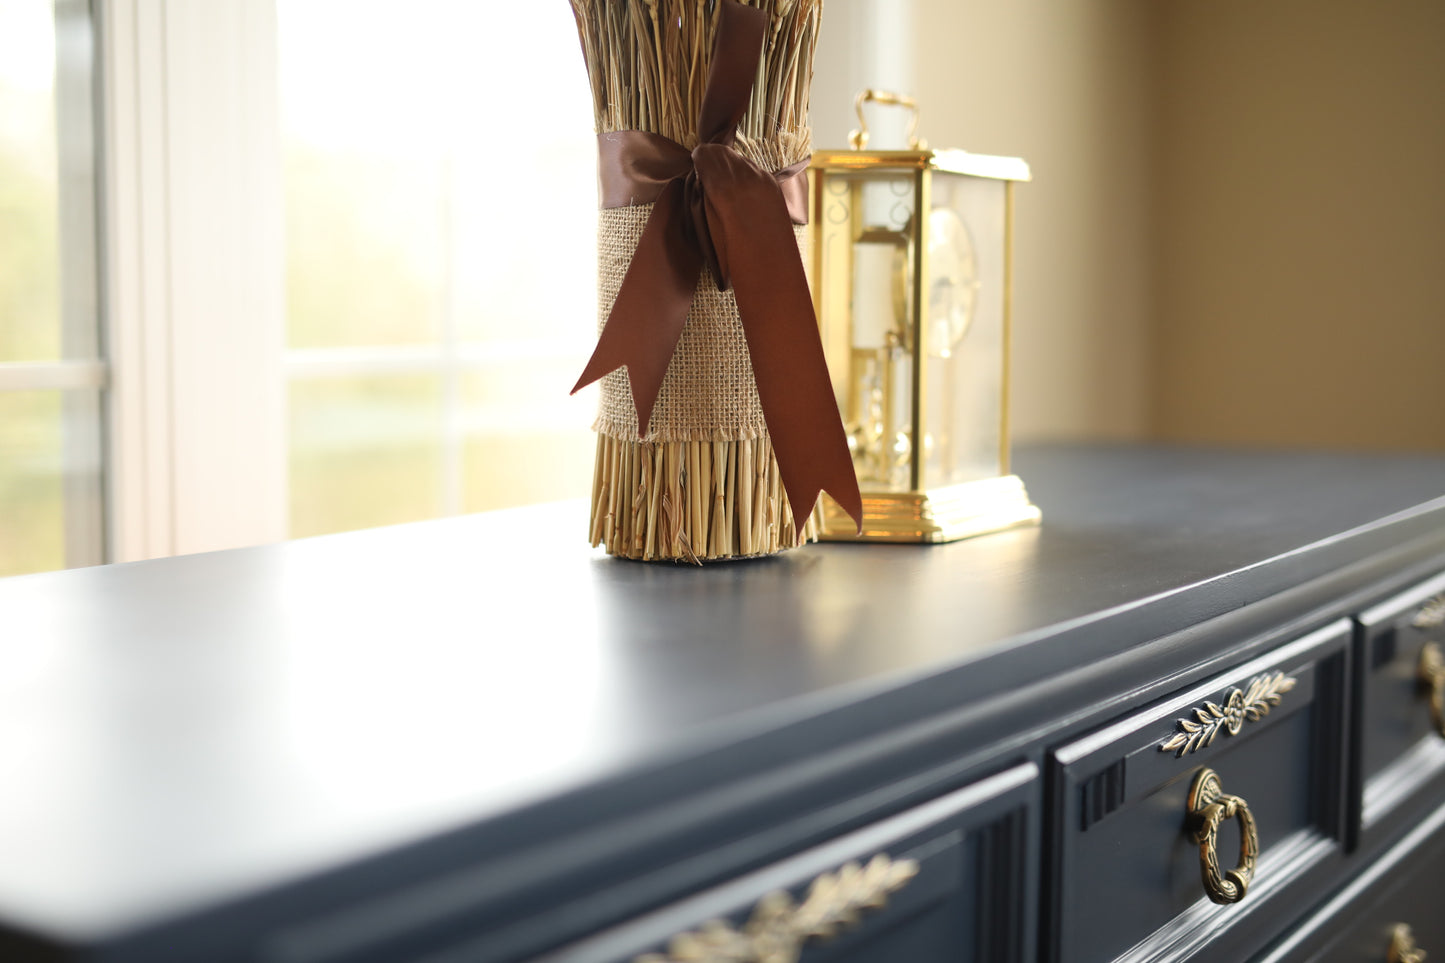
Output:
top-left (818, 474), bottom-right (1041, 544)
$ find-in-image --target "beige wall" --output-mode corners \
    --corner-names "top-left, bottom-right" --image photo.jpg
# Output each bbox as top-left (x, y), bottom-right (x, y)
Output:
top-left (814, 0), bottom-right (1161, 444)
top-left (916, 0), bottom-right (1161, 444)
top-left (813, 0), bottom-right (1445, 451)
top-left (1153, 0), bottom-right (1445, 451)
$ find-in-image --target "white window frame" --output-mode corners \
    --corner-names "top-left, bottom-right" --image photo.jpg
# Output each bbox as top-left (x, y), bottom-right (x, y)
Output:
top-left (0, 0), bottom-right (107, 572)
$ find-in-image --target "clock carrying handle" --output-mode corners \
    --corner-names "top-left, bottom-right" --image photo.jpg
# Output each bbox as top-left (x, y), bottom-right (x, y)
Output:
top-left (849, 90), bottom-right (926, 151)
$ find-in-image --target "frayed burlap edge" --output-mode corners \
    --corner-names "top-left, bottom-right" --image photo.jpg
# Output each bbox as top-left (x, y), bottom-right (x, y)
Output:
top-left (588, 206), bottom-right (817, 560)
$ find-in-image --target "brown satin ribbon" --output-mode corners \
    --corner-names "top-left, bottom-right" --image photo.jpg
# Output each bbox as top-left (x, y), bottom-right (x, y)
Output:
top-left (571, 0), bottom-right (862, 537)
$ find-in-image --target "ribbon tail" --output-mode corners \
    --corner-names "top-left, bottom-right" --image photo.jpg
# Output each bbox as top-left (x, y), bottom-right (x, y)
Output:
top-left (572, 178), bottom-right (703, 437)
top-left (696, 148), bottom-right (864, 536)
top-left (696, 0), bottom-right (768, 147)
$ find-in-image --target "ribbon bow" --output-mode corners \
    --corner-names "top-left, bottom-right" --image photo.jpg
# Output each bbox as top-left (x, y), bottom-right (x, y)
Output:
top-left (571, 0), bottom-right (862, 538)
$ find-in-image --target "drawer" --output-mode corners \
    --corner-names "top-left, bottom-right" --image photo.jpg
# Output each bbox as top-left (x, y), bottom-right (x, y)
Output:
top-left (1049, 621), bottom-right (1351, 963)
top-left (1253, 800), bottom-right (1445, 963)
top-left (1354, 572), bottom-right (1445, 842)
top-left (531, 763), bottom-right (1038, 963)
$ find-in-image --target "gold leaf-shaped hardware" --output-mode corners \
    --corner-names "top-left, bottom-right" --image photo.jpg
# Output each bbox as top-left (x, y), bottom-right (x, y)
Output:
top-left (832, 861), bottom-right (865, 929)
top-left (1420, 643), bottom-right (1445, 740)
top-left (636, 853), bottom-right (917, 963)
top-left (747, 891), bottom-right (795, 930)
top-left (665, 932), bottom-right (706, 961)
top-left (756, 948), bottom-right (799, 963)
top-left (751, 925), bottom-right (801, 963)
top-left (857, 855), bottom-right (893, 910)
top-left (1387, 922), bottom-right (1427, 963)
top-left (1413, 594), bottom-right (1445, 630)
top-left (1160, 671), bottom-right (1297, 756)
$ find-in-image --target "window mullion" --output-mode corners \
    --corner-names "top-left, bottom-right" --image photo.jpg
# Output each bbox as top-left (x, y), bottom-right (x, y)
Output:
top-left (55, 0), bottom-right (105, 569)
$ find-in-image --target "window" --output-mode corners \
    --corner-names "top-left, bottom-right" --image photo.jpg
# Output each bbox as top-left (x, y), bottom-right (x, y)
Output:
top-left (0, 0), bottom-right (104, 578)
top-left (4, 1), bottom-right (620, 576)
top-left (278, 0), bottom-right (600, 538)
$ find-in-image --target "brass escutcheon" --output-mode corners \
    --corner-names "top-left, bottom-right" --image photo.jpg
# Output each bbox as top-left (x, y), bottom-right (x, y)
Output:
top-left (1420, 642), bottom-right (1445, 739)
top-left (1186, 768), bottom-right (1258, 905)
top-left (1388, 922), bottom-right (1428, 963)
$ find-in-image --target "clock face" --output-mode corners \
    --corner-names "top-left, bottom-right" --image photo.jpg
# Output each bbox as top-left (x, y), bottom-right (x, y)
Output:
top-left (927, 207), bottom-right (980, 358)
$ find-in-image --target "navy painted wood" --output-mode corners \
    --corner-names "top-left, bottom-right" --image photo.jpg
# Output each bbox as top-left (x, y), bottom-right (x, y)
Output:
top-left (529, 765), bottom-right (1036, 963)
top-left (1252, 800), bottom-right (1445, 963)
top-left (1, 445), bottom-right (1444, 961)
top-left (1051, 623), bottom-right (1350, 963)
top-left (1353, 573), bottom-right (1445, 853)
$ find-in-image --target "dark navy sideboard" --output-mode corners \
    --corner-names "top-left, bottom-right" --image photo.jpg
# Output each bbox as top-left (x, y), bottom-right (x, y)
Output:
top-left (3, 445), bottom-right (1444, 962)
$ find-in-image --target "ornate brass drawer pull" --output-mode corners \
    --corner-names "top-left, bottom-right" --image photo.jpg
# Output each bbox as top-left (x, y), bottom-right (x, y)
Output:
top-left (633, 853), bottom-right (919, 963)
top-left (1388, 922), bottom-right (1427, 963)
top-left (1420, 642), bottom-right (1445, 739)
top-left (1186, 768), bottom-right (1258, 905)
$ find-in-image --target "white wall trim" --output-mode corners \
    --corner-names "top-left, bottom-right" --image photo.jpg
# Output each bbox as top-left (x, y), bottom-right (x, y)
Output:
top-left (100, 0), bottom-right (287, 562)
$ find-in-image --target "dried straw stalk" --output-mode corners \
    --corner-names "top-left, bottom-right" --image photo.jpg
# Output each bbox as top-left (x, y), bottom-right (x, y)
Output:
top-left (570, 0), bottom-right (821, 178)
top-left (570, 0), bottom-right (825, 561)
top-left (590, 435), bottom-right (822, 561)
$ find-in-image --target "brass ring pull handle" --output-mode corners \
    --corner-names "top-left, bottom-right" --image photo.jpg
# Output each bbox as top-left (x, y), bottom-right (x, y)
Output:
top-left (848, 89), bottom-right (926, 151)
top-left (1419, 642), bottom-right (1445, 739)
top-left (1388, 922), bottom-right (1428, 963)
top-left (634, 853), bottom-right (919, 963)
top-left (1186, 768), bottom-right (1259, 905)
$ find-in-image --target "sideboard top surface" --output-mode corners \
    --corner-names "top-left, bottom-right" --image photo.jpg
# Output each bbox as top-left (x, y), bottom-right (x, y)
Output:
top-left (3, 444), bottom-right (1444, 944)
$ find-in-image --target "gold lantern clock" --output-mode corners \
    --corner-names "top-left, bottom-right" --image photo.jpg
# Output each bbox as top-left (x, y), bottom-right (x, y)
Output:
top-left (808, 90), bottom-right (1041, 543)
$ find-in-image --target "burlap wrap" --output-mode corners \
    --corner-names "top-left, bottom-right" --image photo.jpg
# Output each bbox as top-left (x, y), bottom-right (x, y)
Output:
top-left (594, 204), bottom-right (808, 443)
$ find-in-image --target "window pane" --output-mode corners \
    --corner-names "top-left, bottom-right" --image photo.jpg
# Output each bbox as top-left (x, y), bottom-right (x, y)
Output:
top-left (279, 1), bottom-right (596, 351)
top-left (0, 2), bottom-right (60, 362)
top-left (460, 367), bottom-right (593, 514)
top-left (0, 389), bottom-right (103, 577)
top-left (284, 150), bottom-right (446, 350)
top-left (289, 375), bottom-right (445, 537)
top-left (279, 0), bottom-right (599, 537)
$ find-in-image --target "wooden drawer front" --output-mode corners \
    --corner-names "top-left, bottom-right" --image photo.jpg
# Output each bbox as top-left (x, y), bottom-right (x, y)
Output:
top-left (1254, 800), bottom-right (1445, 963)
top-left (1050, 622), bottom-right (1351, 963)
top-left (533, 763), bottom-right (1037, 963)
top-left (1355, 572), bottom-right (1445, 836)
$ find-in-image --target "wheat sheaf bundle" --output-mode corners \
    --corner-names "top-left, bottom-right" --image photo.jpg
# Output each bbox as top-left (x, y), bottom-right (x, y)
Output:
top-left (569, 0), bottom-right (822, 170)
top-left (569, 0), bottom-right (827, 562)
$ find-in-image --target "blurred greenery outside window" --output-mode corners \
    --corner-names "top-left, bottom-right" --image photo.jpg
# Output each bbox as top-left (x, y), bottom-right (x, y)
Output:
top-left (2, 0), bottom-right (604, 578)
top-left (0, 0), bottom-right (104, 579)
top-left (279, 0), bottom-right (600, 538)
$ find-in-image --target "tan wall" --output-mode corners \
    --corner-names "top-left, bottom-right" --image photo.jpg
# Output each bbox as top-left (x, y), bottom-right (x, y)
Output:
top-left (814, 0), bottom-right (1445, 451)
top-left (1153, 0), bottom-right (1445, 451)
top-left (813, 0), bottom-right (1162, 443)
